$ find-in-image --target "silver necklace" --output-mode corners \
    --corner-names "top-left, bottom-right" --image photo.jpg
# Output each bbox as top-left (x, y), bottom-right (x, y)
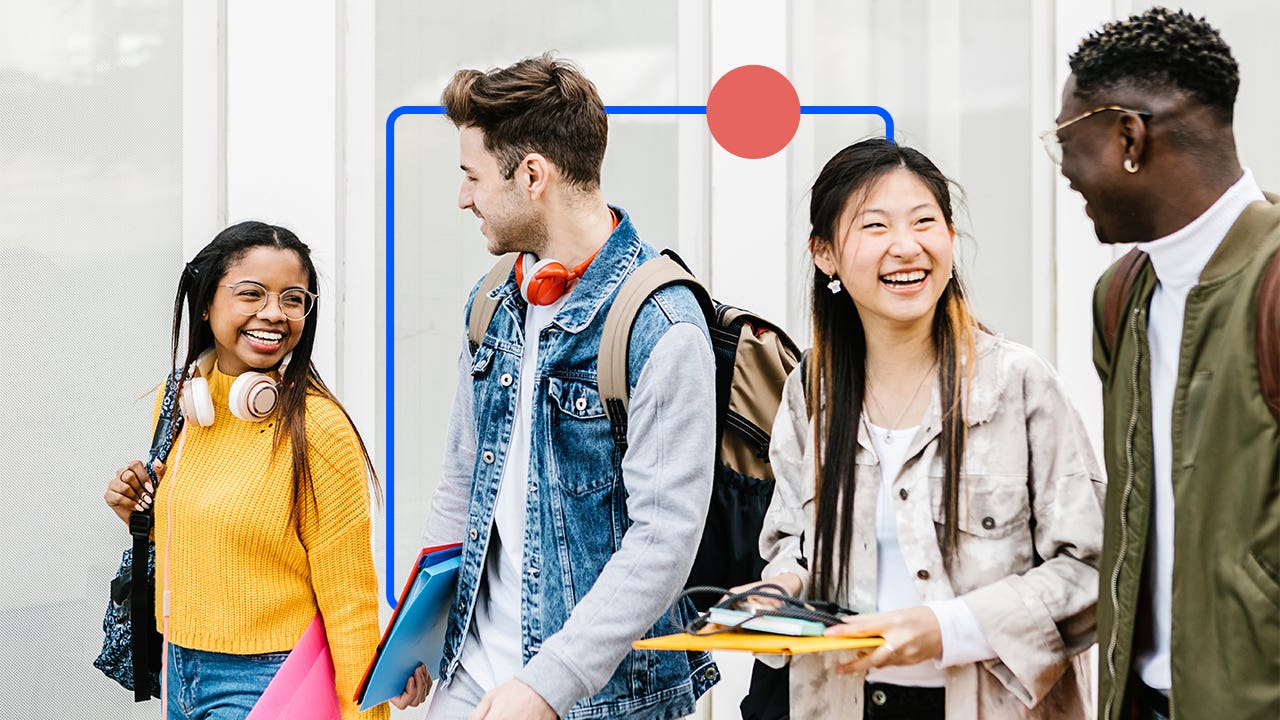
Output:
top-left (866, 361), bottom-right (936, 444)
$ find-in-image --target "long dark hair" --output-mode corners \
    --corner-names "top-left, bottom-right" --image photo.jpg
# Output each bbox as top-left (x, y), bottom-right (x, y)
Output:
top-left (807, 139), bottom-right (981, 601)
top-left (169, 221), bottom-right (379, 522)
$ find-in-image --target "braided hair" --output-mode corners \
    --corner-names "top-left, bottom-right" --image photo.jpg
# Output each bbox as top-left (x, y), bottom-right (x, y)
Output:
top-left (1069, 7), bottom-right (1238, 119)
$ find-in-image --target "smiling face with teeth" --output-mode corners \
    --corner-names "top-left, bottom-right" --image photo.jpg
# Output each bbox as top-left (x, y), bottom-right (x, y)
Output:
top-left (207, 246), bottom-right (309, 376)
top-left (813, 167), bottom-right (955, 333)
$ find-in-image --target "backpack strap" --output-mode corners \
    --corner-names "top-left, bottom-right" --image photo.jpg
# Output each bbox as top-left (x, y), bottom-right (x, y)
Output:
top-left (1102, 248), bottom-right (1151, 357)
top-left (598, 256), bottom-right (713, 450)
top-left (467, 254), bottom-right (519, 354)
top-left (129, 371), bottom-right (184, 701)
top-left (1258, 246), bottom-right (1280, 422)
top-left (799, 349), bottom-right (811, 408)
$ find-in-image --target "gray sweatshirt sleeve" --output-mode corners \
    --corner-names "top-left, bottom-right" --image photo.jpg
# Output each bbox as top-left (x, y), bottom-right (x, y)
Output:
top-left (514, 322), bottom-right (715, 716)
top-left (420, 338), bottom-right (476, 549)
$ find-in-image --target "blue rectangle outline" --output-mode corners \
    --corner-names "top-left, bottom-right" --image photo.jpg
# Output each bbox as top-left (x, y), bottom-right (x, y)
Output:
top-left (383, 103), bottom-right (894, 607)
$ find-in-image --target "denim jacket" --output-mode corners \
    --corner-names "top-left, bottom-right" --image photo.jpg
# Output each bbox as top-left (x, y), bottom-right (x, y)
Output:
top-left (422, 208), bottom-right (719, 719)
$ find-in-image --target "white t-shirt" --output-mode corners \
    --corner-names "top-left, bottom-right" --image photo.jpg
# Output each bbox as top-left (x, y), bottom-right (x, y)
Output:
top-left (865, 421), bottom-right (946, 687)
top-left (865, 420), bottom-right (997, 686)
top-left (460, 296), bottom-right (565, 691)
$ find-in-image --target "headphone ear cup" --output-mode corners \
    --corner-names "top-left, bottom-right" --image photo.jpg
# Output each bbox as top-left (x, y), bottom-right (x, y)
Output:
top-left (521, 258), bottom-right (569, 306)
top-left (182, 376), bottom-right (216, 427)
top-left (228, 372), bottom-right (280, 422)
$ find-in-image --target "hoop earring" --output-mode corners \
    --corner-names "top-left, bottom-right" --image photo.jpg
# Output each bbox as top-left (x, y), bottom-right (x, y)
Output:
top-left (827, 275), bottom-right (843, 294)
top-left (1124, 158), bottom-right (1140, 174)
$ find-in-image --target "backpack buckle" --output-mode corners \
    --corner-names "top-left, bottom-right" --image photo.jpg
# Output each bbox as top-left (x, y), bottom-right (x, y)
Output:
top-left (129, 512), bottom-right (153, 539)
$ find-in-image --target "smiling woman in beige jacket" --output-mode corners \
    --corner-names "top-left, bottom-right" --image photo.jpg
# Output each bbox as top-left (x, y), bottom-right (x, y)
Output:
top-left (752, 139), bottom-right (1104, 719)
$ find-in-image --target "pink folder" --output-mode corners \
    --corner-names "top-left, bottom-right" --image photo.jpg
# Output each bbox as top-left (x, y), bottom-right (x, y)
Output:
top-left (246, 614), bottom-right (341, 720)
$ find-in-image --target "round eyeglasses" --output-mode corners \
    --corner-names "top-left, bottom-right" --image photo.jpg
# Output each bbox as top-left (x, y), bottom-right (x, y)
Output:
top-left (222, 281), bottom-right (318, 321)
top-left (1039, 105), bottom-right (1152, 166)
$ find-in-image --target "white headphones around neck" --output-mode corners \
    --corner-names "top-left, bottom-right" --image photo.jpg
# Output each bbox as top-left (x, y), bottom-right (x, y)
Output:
top-left (178, 349), bottom-right (291, 426)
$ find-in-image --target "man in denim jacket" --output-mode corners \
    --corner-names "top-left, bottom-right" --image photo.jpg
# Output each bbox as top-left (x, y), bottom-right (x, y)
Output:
top-left (415, 53), bottom-right (718, 720)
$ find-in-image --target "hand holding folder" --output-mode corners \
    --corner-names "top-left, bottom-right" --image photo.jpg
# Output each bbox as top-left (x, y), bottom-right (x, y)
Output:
top-left (355, 543), bottom-right (463, 711)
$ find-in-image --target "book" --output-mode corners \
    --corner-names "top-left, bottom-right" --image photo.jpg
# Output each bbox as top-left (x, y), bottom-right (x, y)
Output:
top-left (354, 543), bottom-right (463, 711)
top-left (705, 607), bottom-right (826, 637)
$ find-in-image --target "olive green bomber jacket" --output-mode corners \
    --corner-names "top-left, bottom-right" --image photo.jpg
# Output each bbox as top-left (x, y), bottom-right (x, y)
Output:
top-left (1091, 196), bottom-right (1280, 720)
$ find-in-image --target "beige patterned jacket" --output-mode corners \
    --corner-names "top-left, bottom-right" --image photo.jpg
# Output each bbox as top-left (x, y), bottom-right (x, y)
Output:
top-left (760, 332), bottom-right (1104, 719)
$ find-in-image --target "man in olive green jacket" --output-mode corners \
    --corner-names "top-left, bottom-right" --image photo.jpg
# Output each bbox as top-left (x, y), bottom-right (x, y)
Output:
top-left (1044, 8), bottom-right (1280, 720)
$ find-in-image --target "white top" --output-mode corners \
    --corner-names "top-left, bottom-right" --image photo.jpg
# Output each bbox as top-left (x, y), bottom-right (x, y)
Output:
top-left (1133, 168), bottom-right (1264, 689)
top-left (460, 295), bottom-right (565, 690)
top-left (866, 421), bottom-right (996, 687)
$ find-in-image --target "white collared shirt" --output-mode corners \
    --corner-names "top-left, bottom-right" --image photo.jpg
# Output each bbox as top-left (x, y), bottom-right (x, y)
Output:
top-left (1133, 168), bottom-right (1265, 689)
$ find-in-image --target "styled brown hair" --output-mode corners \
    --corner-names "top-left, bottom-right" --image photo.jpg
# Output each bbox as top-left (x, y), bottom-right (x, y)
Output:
top-left (441, 52), bottom-right (607, 189)
top-left (806, 138), bottom-right (983, 600)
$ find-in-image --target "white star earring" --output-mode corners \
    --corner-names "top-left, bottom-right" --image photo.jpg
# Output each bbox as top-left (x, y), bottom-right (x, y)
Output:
top-left (827, 275), bottom-right (843, 294)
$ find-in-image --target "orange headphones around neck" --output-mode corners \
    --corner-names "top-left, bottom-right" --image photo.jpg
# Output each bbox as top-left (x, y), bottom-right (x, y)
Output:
top-left (516, 250), bottom-right (600, 306)
top-left (514, 210), bottom-right (619, 306)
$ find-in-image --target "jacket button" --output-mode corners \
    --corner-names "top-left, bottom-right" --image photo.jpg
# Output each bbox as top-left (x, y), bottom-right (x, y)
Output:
top-left (529, 482), bottom-right (538, 493)
top-left (702, 666), bottom-right (718, 682)
top-left (482, 451), bottom-right (495, 464)
top-left (916, 569), bottom-right (930, 580)
top-left (871, 689), bottom-right (887, 706)
top-left (500, 373), bottom-right (513, 387)
top-left (982, 516), bottom-right (996, 530)
top-left (898, 488), bottom-right (908, 500)
top-left (468, 527), bottom-right (479, 540)
top-left (575, 397), bottom-right (588, 412)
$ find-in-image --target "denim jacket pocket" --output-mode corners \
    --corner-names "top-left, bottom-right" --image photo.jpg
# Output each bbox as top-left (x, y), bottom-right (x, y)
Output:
top-left (546, 376), bottom-right (615, 496)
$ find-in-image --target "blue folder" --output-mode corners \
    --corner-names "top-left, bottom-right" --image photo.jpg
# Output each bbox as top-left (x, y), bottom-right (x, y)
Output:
top-left (355, 543), bottom-right (462, 710)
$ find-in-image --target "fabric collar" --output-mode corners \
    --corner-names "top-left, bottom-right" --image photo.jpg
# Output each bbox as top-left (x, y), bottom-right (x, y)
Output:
top-left (1138, 168), bottom-right (1264, 291)
top-left (856, 331), bottom-right (1004, 459)
top-left (482, 205), bottom-right (642, 337)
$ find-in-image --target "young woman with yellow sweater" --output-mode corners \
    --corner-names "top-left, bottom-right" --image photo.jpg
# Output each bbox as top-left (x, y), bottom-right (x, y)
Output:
top-left (104, 222), bottom-right (421, 719)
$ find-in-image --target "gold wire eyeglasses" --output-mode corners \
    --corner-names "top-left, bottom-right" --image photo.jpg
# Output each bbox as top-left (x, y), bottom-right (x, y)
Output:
top-left (222, 281), bottom-right (318, 320)
top-left (1039, 105), bottom-right (1152, 165)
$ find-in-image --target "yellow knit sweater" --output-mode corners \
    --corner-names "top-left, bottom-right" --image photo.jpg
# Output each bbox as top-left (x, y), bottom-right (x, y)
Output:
top-left (151, 364), bottom-right (389, 720)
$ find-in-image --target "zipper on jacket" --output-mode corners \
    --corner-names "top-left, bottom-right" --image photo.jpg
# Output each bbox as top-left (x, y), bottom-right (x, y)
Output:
top-left (1104, 307), bottom-right (1143, 720)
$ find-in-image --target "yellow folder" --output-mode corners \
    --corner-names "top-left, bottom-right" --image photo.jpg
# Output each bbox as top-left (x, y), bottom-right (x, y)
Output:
top-left (633, 631), bottom-right (884, 655)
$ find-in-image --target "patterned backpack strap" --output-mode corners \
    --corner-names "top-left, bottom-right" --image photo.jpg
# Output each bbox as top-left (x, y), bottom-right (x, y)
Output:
top-left (467, 254), bottom-right (519, 355)
top-left (147, 370), bottom-right (185, 476)
top-left (1257, 246), bottom-right (1280, 422)
top-left (1102, 248), bottom-right (1151, 357)
top-left (126, 370), bottom-right (183, 701)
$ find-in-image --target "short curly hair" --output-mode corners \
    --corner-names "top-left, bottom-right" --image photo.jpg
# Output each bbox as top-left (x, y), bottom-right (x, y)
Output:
top-left (1069, 7), bottom-right (1238, 118)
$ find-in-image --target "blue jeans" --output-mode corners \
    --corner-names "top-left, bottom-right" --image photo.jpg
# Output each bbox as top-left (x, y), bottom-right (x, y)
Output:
top-left (166, 643), bottom-right (288, 720)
